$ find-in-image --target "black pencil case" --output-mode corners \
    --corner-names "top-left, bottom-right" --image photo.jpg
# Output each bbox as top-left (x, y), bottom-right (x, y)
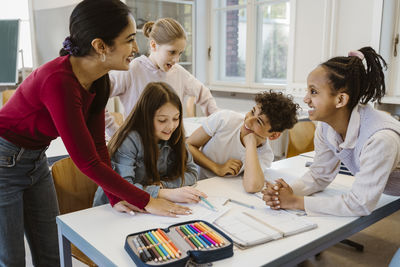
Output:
top-left (124, 220), bottom-right (234, 267)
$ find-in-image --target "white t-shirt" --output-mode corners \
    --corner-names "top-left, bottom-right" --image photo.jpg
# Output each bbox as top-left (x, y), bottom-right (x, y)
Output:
top-left (199, 110), bottom-right (274, 179)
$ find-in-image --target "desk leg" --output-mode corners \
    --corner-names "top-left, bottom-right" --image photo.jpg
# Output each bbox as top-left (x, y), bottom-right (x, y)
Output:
top-left (58, 228), bottom-right (72, 267)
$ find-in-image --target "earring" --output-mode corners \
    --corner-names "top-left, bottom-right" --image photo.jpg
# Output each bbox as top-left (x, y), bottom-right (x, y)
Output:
top-left (100, 53), bottom-right (106, 62)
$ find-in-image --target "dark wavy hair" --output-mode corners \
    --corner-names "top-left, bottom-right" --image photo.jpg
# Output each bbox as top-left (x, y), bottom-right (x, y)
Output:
top-left (321, 46), bottom-right (387, 110)
top-left (59, 0), bottom-right (132, 115)
top-left (255, 90), bottom-right (299, 132)
top-left (108, 82), bottom-right (187, 186)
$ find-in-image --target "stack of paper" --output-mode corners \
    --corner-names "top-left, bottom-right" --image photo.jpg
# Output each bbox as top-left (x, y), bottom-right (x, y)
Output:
top-left (215, 208), bottom-right (317, 248)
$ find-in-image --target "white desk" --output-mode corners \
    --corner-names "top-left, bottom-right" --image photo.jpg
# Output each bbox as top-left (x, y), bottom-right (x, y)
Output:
top-left (56, 155), bottom-right (400, 267)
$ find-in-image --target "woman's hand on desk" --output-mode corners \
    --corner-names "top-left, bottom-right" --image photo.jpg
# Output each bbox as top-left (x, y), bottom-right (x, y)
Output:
top-left (113, 201), bottom-right (146, 214)
top-left (144, 197), bottom-right (192, 217)
top-left (159, 186), bottom-right (207, 204)
top-left (262, 179), bottom-right (305, 211)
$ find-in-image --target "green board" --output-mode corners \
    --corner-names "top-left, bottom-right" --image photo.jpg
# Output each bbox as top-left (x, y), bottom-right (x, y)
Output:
top-left (0, 20), bottom-right (19, 85)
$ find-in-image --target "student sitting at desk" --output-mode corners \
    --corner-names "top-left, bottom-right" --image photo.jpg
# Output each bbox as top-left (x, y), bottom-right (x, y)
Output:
top-left (186, 91), bottom-right (299, 193)
top-left (105, 17), bottom-right (218, 138)
top-left (94, 82), bottom-right (207, 206)
top-left (263, 47), bottom-right (400, 216)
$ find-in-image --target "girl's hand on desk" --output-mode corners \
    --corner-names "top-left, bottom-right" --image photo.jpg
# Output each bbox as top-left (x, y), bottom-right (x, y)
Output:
top-left (214, 159), bottom-right (242, 176)
top-left (273, 179), bottom-right (304, 211)
top-left (159, 186), bottom-right (208, 204)
top-left (113, 201), bottom-right (146, 214)
top-left (144, 197), bottom-right (192, 217)
top-left (262, 181), bottom-right (282, 210)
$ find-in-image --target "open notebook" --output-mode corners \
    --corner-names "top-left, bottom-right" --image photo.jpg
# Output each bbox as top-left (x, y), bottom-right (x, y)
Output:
top-left (214, 208), bottom-right (317, 248)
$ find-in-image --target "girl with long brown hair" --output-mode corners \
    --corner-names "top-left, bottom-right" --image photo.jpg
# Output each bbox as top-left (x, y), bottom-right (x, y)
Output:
top-left (94, 82), bottom-right (206, 206)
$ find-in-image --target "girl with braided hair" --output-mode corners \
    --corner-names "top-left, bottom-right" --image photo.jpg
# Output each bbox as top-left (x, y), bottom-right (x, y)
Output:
top-left (263, 47), bottom-right (400, 216)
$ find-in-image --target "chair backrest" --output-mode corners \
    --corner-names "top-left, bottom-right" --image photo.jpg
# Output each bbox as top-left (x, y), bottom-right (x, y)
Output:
top-left (51, 157), bottom-right (98, 214)
top-left (286, 121), bottom-right (316, 158)
top-left (110, 111), bottom-right (124, 126)
top-left (2, 89), bottom-right (16, 106)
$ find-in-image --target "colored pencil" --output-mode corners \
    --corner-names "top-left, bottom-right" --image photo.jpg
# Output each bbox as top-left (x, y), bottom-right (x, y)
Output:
top-left (148, 232), bottom-right (169, 260)
top-left (199, 222), bottom-right (225, 245)
top-left (181, 226), bottom-right (203, 249)
top-left (145, 232), bottom-right (166, 261)
top-left (194, 223), bottom-right (221, 246)
top-left (186, 224), bottom-right (209, 248)
top-left (200, 196), bottom-right (218, 211)
top-left (139, 234), bottom-right (160, 262)
top-left (175, 227), bottom-right (197, 250)
top-left (187, 224), bottom-right (212, 247)
top-left (136, 236), bottom-right (153, 262)
top-left (152, 230), bottom-right (176, 259)
top-left (191, 224), bottom-right (216, 247)
top-left (155, 229), bottom-right (180, 257)
top-left (132, 236), bottom-right (149, 262)
top-left (228, 198), bottom-right (255, 209)
top-left (157, 228), bottom-right (181, 255)
top-left (138, 236), bottom-right (153, 261)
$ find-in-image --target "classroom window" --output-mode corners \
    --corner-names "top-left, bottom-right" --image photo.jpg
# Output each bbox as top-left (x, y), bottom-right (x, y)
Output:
top-left (211, 0), bottom-right (291, 87)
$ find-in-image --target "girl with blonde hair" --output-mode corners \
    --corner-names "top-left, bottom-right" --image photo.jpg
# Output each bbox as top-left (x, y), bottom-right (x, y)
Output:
top-left (105, 18), bottom-right (218, 137)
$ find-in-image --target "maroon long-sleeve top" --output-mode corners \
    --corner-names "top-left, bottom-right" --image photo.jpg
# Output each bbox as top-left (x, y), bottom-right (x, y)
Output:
top-left (0, 55), bottom-right (150, 208)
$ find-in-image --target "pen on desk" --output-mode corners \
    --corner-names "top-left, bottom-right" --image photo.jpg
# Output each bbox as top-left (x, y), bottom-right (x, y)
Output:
top-left (228, 198), bottom-right (255, 209)
top-left (200, 196), bottom-right (218, 211)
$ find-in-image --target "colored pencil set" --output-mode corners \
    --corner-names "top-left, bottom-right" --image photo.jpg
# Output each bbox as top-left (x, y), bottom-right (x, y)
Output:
top-left (125, 221), bottom-right (233, 265)
top-left (131, 228), bottom-right (181, 263)
top-left (175, 221), bottom-right (225, 250)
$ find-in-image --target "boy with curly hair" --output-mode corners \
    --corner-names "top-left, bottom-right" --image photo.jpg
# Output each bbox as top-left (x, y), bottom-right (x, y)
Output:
top-left (187, 90), bottom-right (299, 193)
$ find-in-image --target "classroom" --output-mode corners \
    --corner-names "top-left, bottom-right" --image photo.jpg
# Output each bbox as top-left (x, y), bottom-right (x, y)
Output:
top-left (0, 0), bottom-right (399, 266)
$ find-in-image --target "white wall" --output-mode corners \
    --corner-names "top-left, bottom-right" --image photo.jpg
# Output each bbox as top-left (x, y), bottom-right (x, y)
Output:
top-left (28, 0), bottom-right (81, 67)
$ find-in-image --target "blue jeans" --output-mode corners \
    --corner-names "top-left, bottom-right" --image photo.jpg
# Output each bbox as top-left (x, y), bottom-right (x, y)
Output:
top-left (0, 137), bottom-right (60, 267)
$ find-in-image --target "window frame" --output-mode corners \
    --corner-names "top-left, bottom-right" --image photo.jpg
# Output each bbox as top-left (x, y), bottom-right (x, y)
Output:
top-left (208, 0), bottom-right (296, 92)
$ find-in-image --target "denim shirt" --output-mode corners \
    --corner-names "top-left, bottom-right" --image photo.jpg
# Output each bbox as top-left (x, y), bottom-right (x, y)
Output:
top-left (93, 131), bottom-right (198, 206)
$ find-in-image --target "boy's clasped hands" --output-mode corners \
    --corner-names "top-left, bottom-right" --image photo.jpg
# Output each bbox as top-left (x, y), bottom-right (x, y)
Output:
top-left (262, 179), bottom-right (304, 210)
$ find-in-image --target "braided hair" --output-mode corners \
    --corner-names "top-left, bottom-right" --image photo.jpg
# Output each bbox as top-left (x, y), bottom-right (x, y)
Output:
top-left (321, 46), bottom-right (387, 110)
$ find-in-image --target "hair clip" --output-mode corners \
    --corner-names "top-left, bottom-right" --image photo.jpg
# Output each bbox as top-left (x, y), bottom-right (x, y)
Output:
top-left (348, 50), bottom-right (364, 60)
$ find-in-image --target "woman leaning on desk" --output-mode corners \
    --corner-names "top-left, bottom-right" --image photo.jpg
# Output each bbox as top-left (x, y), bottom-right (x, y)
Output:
top-left (263, 47), bottom-right (400, 217)
top-left (0, 0), bottom-right (189, 266)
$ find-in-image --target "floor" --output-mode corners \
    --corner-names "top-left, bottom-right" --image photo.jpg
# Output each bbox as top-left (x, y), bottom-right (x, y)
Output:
top-left (299, 209), bottom-right (400, 267)
top-left (25, 210), bottom-right (400, 266)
